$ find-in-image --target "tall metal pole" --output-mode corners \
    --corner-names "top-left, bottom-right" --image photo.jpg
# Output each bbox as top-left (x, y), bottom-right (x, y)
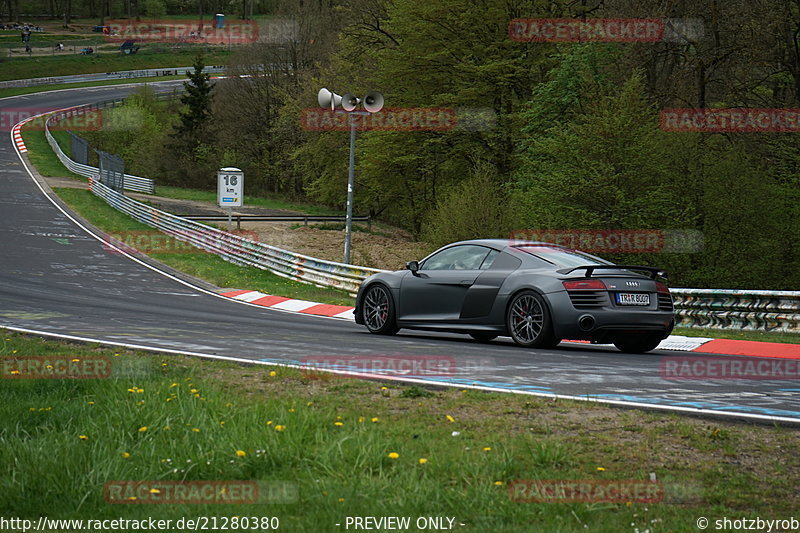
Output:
top-left (344, 113), bottom-right (356, 264)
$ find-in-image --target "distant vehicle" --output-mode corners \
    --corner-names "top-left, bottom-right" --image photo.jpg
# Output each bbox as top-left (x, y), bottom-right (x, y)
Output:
top-left (354, 239), bottom-right (675, 353)
top-left (120, 40), bottom-right (139, 54)
top-left (80, 47), bottom-right (94, 55)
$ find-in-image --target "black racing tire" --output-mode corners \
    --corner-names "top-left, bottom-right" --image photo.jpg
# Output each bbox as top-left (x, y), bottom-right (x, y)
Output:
top-left (613, 333), bottom-right (664, 354)
top-left (506, 290), bottom-right (558, 348)
top-left (361, 283), bottom-right (399, 335)
top-left (469, 333), bottom-right (498, 343)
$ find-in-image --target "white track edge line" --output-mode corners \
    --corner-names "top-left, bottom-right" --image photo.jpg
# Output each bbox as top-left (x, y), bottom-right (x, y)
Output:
top-left (1, 324), bottom-right (798, 425)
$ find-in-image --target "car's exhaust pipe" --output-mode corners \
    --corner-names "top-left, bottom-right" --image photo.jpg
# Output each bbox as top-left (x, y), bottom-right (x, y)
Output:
top-left (578, 314), bottom-right (595, 331)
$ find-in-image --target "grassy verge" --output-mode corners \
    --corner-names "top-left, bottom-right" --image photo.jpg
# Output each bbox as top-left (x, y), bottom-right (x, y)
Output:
top-left (53, 187), bottom-right (353, 305)
top-left (19, 124), bottom-right (84, 179)
top-left (1, 330), bottom-right (798, 530)
top-left (0, 75), bottom-right (184, 99)
top-left (0, 48), bottom-right (230, 81)
top-left (673, 327), bottom-right (800, 345)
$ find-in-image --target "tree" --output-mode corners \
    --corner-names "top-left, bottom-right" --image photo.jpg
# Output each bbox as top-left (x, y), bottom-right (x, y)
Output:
top-left (173, 54), bottom-right (214, 144)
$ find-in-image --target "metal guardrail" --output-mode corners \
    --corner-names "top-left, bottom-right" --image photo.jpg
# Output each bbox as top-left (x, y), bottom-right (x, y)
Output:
top-left (181, 214), bottom-right (371, 231)
top-left (44, 100), bottom-right (157, 194)
top-left (671, 289), bottom-right (800, 334)
top-left (87, 178), bottom-right (383, 294)
top-left (0, 66), bottom-right (226, 89)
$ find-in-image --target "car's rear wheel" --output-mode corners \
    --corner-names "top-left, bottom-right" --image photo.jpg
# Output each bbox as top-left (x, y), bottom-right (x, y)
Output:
top-left (469, 333), bottom-right (497, 343)
top-left (362, 283), bottom-right (398, 335)
top-left (506, 290), bottom-right (558, 348)
top-left (613, 333), bottom-right (663, 353)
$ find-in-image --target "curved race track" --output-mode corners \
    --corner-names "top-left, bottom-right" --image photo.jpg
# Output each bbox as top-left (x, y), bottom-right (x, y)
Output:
top-left (1, 82), bottom-right (799, 424)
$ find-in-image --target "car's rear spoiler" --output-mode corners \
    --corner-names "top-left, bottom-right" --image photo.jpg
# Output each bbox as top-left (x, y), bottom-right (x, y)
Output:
top-left (557, 265), bottom-right (668, 280)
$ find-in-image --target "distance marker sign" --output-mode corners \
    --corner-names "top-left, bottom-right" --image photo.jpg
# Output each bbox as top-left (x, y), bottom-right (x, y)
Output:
top-left (218, 167), bottom-right (243, 207)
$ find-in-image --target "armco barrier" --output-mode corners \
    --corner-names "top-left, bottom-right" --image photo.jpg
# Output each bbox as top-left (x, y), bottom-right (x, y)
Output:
top-left (0, 66), bottom-right (226, 89)
top-left (671, 289), bottom-right (800, 334)
top-left (44, 101), bottom-right (156, 194)
top-left (87, 177), bottom-right (382, 293)
top-left (37, 103), bottom-right (800, 329)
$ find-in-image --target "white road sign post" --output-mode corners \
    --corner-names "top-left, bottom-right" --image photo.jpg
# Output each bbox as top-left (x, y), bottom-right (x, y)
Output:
top-left (217, 167), bottom-right (243, 232)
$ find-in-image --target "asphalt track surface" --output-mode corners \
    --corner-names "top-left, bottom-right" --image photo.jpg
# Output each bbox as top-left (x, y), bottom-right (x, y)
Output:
top-left (1, 82), bottom-right (799, 424)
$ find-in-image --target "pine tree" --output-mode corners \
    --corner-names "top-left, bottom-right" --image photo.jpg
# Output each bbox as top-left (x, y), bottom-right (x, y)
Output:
top-left (173, 54), bottom-right (214, 144)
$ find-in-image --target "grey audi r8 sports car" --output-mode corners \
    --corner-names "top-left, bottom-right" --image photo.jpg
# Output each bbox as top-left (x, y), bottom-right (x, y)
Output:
top-left (354, 239), bottom-right (675, 353)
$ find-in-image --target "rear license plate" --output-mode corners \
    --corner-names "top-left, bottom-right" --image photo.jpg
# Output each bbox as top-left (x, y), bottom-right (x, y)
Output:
top-left (616, 293), bottom-right (650, 306)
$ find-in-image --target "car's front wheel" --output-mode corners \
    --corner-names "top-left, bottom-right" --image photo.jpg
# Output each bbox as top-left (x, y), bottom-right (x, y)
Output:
top-left (613, 333), bottom-right (664, 353)
top-left (506, 290), bottom-right (559, 348)
top-left (361, 283), bottom-right (398, 335)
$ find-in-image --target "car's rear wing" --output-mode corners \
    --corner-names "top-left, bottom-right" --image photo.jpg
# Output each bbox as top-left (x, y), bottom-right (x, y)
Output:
top-left (557, 265), bottom-right (668, 280)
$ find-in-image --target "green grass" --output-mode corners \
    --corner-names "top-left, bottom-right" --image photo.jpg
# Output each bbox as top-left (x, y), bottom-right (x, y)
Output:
top-left (1, 330), bottom-right (798, 530)
top-left (0, 75), bottom-right (184, 99)
top-left (53, 187), bottom-right (353, 305)
top-left (19, 124), bottom-right (84, 179)
top-left (0, 48), bottom-right (230, 81)
top-left (673, 327), bottom-right (800, 345)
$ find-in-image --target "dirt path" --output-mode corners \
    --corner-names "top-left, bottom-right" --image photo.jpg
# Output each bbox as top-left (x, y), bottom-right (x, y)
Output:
top-left (46, 176), bottom-right (432, 270)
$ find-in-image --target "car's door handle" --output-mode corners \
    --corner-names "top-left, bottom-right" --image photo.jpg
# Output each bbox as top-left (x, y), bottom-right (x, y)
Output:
top-left (459, 280), bottom-right (473, 287)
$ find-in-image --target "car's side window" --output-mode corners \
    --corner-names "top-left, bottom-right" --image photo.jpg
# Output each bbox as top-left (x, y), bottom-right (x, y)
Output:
top-left (421, 245), bottom-right (491, 271)
top-left (479, 249), bottom-right (500, 270)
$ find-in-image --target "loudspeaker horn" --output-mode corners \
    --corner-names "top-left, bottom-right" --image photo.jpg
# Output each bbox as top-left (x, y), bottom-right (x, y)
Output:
top-left (363, 91), bottom-right (384, 113)
top-left (341, 93), bottom-right (360, 112)
top-left (317, 88), bottom-right (343, 110)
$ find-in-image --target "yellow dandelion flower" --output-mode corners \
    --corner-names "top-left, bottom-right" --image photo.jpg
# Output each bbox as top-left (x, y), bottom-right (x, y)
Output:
top-left (71, 358), bottom-right (79, 363)
top-left (121, 452), bottom-right (131, 459)
top-left (220, 421), bottom-right (225, 426)
top-left (358, 416), bottom-right (365, 423)
top-left (288, 408), bottom-right (295, 413)
top-left (334, 421), bottom-right (344, 427)
top-left (596, 467), bottom-right (605, 472)
top-left (78, 435), bottom-right (88, 440)
top-left (446, 415), bottom-right (455, 423)
top-left (494, 481), bottom-right (504, 486)
top-left (194, 393), bottom-right (200, 398)
top-left (388, 452), bottom-right (399, 459)
top-left (418, 458), bottom-right (428, 464)
top-left (29, 407), bottom-right (35, 412)
top-left (45, 407), bottom-right (51, 411)
top-left (190, 389), bottom-right (198, 394)
top-left (165, 398), bottom-right (172, 402)
top-left (163, 426), bottom-right (170, 431)
top-left (114, 353), bottom-right (120, 357)
top-left (269, 371), bottom-right (277, 377)
top-left (380, 386), bottom-right (388, 390)
top-left (87, 401), bottom-right (95, 406)
top-left (275, 425), bottom-right (285, 431)
top-left (127, 496), bottom-right (137, 501)
top-left (306, 401), bottom-right (313, 406)
top-left (161, 362), bottom-right (167, 367)
top-left (266, 420), bottom-right (273, 426)
top-left (170, 383), bottom-right (179, 388)
top-left (192, 428), bottom-right (200, 433)
top-left (483, 447), bottom-right (492, 452)
top-left (338, 498), bottom-right (345, 503)
top-left (137, 426), bottom-right (148, 432)
top-left (10, 370), bottom-right (20, 375)
top-left (371, 417), bottom-right (379, 423)
top-left (236, 450), bottom-right (246, 457)
top-left (149, 488), bottom-right (160, 494)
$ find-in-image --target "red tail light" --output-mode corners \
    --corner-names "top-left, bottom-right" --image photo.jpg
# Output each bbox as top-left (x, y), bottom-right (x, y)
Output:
top-left (656, 282), bottom-right (670, 294)
top-left (563, 279), bottom-right (606, 290)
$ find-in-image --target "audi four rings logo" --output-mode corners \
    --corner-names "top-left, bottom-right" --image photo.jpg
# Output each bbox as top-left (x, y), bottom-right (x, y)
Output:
top-left (626, 281), bottom-right (640, 287)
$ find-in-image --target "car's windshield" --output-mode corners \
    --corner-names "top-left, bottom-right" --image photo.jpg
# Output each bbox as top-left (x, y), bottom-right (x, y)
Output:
top-left (514, 246), bottom-right (610, 268)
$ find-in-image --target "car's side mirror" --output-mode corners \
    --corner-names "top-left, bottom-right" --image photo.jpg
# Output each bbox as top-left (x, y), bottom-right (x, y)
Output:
top-left (406, 260), bottom-right (420, 275)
